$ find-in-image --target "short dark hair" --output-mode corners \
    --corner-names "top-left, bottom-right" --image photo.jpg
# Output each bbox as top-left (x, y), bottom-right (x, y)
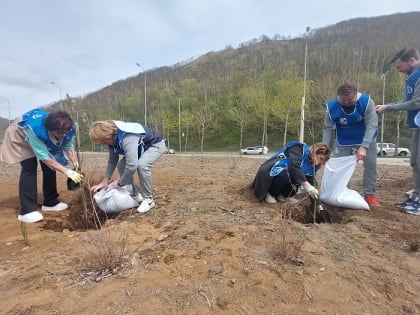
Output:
top-left (391, 48), bottom-right (420, 63)
top-left (337, 83), bottom-right (357, 96)
top-left (45, 111), bottom-right (74, 133)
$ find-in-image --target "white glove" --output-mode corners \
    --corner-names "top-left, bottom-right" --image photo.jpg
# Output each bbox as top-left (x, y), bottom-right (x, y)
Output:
top-left (303, 183), bottom-right (319, 199)
top-left (65, 169), bottom-right (84, 184)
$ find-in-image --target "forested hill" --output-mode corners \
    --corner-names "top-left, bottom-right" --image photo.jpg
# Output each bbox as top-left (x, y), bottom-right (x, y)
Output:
top-left (39, 12), bottom-right (420, 151)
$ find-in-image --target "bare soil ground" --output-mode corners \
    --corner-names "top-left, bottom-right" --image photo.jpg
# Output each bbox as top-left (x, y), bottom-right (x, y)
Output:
top-left (0, 153), bottom-right (419, 315)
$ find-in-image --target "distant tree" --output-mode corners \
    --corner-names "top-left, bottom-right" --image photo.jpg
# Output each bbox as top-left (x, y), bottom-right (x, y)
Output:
top-left (193, 93), bottom-right (214, 152)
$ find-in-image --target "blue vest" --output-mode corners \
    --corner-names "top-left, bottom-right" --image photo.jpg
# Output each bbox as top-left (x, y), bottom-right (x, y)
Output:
top-left (18, 108), bottom-right (75, 166)
top-left (110, 121), bottom-right (146, 156)
top-left (327, 94), bottom-right (376, 146)
top-left (405, 68), bottom-right (420, 128)
top-left (268, 141), bottom-right (318, 177)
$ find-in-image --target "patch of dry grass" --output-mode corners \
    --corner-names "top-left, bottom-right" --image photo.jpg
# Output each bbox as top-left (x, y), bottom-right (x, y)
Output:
top-left (83, 229), bottom-right (129, 276)
top-left (271, 221), bottom-right (305, 263)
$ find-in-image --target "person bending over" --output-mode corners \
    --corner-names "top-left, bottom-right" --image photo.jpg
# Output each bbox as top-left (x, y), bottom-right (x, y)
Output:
top-left (253, 141), bottom-right (331, 223)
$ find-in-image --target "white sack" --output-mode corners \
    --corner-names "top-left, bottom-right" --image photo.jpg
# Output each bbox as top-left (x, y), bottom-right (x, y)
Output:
top-left (93, 184), bottom-right (139, 213)
top-left (319, 155), bottom-right (369, 210)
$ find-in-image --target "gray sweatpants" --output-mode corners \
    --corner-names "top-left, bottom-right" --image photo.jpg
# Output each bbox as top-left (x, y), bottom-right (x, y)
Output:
top-left (332, 140), bottom-right (377, 196)
top-left (117, 139), bottom-right (166, 199)
top-left (410, 129), bottom-right (420, 198)
top-left (137, 139), bottom-right (166, 199)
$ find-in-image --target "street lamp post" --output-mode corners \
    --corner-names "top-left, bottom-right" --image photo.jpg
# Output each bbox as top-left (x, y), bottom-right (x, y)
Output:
top-left (135, 63), bottom-right (147, 126)
top-left (379, 72), bottom-right (387, 156)
top-left (299, 26), bottom-right (310, 143)
top-left (50, 82), bottom-right (62, 110)
top-left (178, 98), bottom-right (181, 153)
top-left (0, 96), bottom-right (10, 126)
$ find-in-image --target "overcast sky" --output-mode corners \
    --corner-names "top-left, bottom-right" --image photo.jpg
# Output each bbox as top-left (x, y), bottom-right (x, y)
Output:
top-left (0, 0), bottom-right (418, 120)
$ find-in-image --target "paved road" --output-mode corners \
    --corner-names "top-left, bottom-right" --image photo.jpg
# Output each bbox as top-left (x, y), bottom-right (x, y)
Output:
top-left (82, 151), bottom-right (411, 166)
top-left (376, 157), bottom-right (410, 165)
top-left (175, 152), bottom-right (411, 166)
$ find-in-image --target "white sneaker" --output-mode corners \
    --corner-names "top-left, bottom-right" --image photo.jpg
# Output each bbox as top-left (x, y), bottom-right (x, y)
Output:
top-left (265, 193), bottom-right (277, 204)
top-left (287, 196), bottom-right (299, 203)
top-left (132, 194), bottom-right (143, 204)
top-left (296, 186), bottom-right (306, 195)
top-left (137, 198), bottom-right (155, 213)
top-left (18, 211), bottom-right (43, 223)
top-left (278, 195), bottom-right (299, 203)
top-left (42, 202), bottom-right (68, 211)
top-left (278, 195), bottom-right (287, 202)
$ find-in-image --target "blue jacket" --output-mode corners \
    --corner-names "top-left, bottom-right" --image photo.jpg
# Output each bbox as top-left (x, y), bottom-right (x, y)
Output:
top-left (405, 68), bottom-right (420, 128)
top-left (18, 108), bottom-right (75, 166)
top-left (110, 120), bottom-right (163, 157)
top-left (326, 94), bottom-right (376, 146)
top-left (268, 141), bottom-right (318, 177)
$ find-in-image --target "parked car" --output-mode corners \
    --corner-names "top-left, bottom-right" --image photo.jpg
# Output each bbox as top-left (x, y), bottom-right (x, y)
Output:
top-left (376, 143), bottom-right (410, 156)
top-left (164, 148), bottom-right (176, 154)
top-left (256, 145), bottom-right (269, 154)
top-left (240, 146), bottom-right (263, 155)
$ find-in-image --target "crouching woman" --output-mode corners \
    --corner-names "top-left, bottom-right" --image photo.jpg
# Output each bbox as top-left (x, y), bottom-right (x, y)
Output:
top-left (253, 141), bottom-right (332, 223)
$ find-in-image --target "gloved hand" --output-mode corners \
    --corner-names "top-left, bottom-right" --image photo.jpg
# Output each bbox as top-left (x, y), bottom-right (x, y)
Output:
top-left (65, 169), bottom-right (84, 184)
top-left (302, 183), bottom-right (319, 199)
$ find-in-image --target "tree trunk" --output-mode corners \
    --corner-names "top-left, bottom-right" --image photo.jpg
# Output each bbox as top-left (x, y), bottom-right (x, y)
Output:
top-left (283, 111), bottom-right (289, 147)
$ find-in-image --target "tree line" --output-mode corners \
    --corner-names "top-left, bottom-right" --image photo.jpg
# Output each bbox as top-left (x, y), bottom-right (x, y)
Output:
top-left (52, 12), bottom-right (420, 152)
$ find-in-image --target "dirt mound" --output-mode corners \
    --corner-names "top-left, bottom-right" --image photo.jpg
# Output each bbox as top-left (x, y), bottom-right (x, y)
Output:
top-left (0, 154), bottom-right (419, 314)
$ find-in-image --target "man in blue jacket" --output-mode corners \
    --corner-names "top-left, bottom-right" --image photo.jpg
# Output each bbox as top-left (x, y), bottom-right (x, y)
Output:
top-left (323, 82), bottom-right (379, 207)
top-left (376, 48), bottom-right (420, 214)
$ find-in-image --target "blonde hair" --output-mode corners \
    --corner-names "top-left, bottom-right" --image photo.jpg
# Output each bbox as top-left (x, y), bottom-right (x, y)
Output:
top-left (89, 120), bottom-right (117, 143)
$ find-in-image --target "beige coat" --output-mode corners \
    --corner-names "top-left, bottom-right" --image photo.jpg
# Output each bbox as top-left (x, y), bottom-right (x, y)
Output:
top-left (0, 119), bottom-right (35, 165)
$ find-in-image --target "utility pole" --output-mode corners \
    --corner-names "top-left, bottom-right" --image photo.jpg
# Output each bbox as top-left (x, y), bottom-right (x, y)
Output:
top-left (178, 98), bottom-right (181, 153)
top-left (379, 72), bottom-right (387, 156)
top-left (299, 27), bottom-right (310, 143)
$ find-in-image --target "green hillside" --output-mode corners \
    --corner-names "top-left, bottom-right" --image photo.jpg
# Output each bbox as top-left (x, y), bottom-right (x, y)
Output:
top-left (22, 12), bottom-right (420, 152)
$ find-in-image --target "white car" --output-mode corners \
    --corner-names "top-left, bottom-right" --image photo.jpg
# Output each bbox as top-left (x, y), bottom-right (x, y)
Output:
top-left (164, 148), bottom-right (175, 154)
top-left (256, 146), bottom-right (269, 154)
top-left (376, 143), bottom-right (410, 157)
top-left (240, 147), bottom-right (263, 155)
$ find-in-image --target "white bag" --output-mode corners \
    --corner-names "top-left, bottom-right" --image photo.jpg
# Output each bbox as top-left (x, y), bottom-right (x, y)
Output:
top-left (93, 184), bottom-right (139, 213)
top-left (319, 155), bottom-right (369, 210)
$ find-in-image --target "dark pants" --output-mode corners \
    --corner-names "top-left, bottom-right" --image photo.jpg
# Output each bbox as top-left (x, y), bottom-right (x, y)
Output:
top-left (268, 171), bottom-right (317, 205)
top-left (19, 157), bottom-right (60, 215)
top-left (268, 171), bottom-right (298, 198)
